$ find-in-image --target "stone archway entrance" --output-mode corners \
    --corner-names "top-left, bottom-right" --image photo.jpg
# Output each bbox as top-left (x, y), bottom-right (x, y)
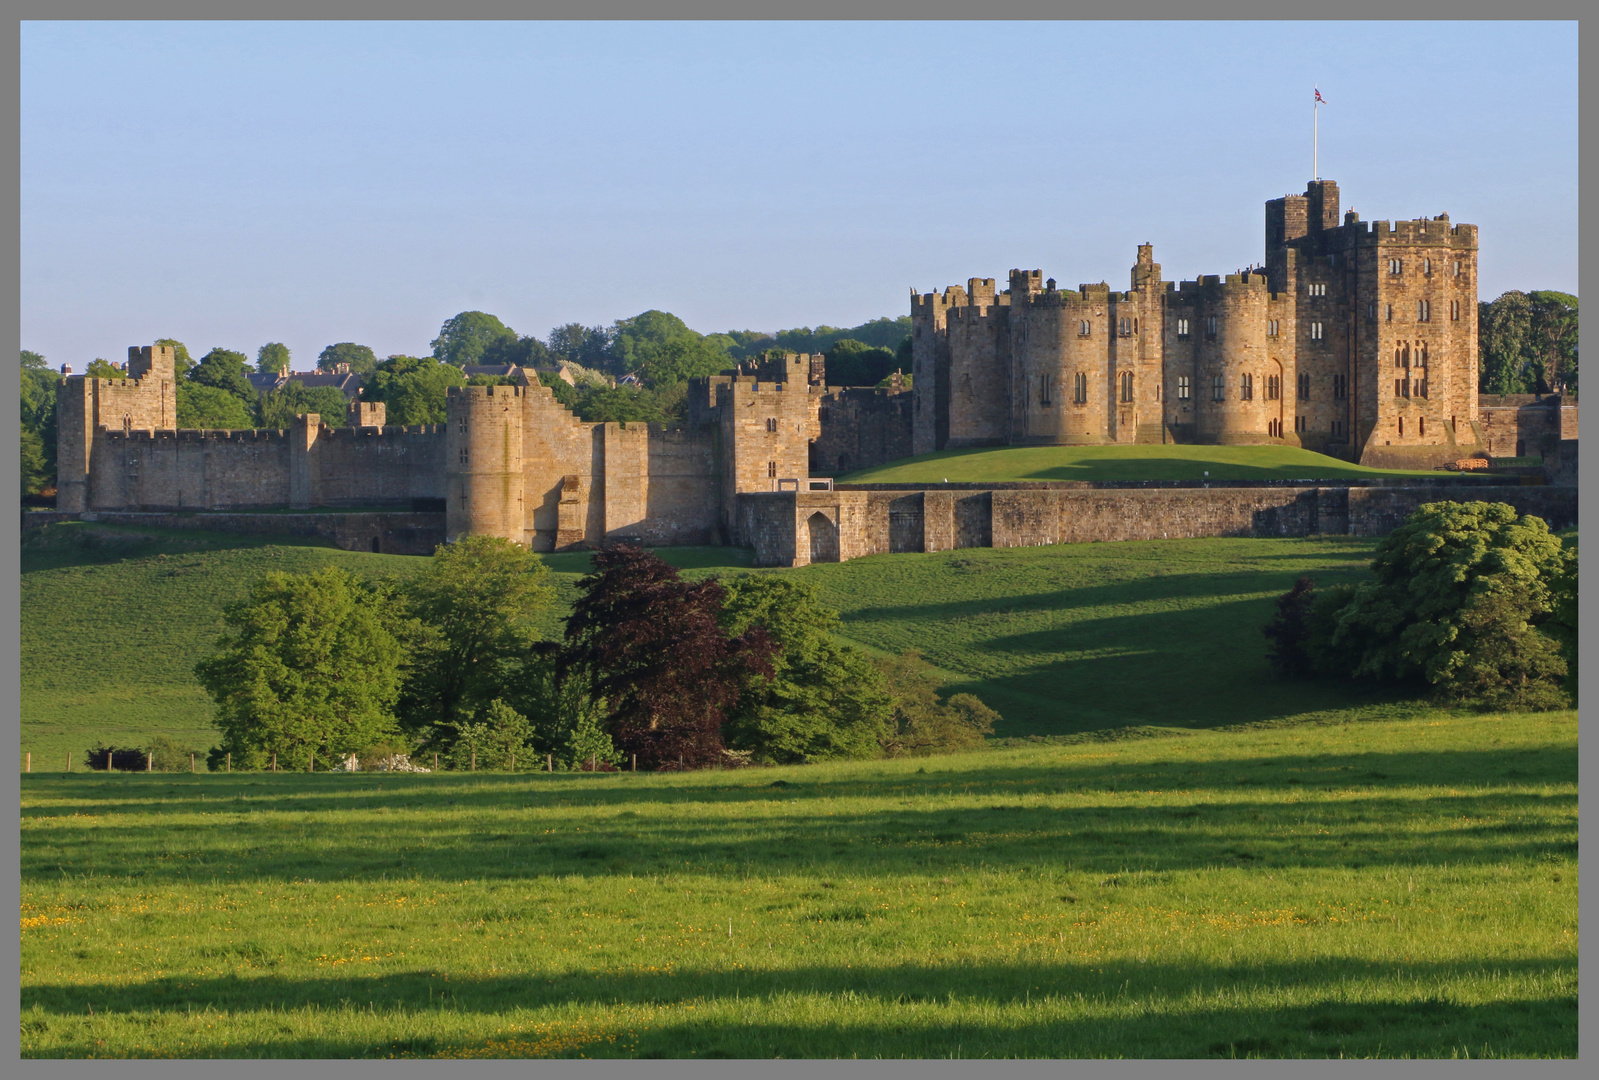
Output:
top-left (807, 511), bottom-right (839, 563)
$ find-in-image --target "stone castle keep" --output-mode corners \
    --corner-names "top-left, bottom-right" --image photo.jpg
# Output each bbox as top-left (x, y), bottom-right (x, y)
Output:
top-left (913, 179), bottom-right (1485, 469)
top-left (56, 181), bottom-right (1573, 565)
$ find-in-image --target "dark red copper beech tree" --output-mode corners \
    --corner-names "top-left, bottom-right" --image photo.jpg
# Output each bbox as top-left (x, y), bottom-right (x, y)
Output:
top-left (563, 545), bottom-right (775, 768)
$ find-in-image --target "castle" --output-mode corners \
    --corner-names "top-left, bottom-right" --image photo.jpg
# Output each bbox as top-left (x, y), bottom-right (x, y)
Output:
top-left (59, 180), bottom-right (1572, 566)
top-left (910, 179), bottom-right (1484, 468)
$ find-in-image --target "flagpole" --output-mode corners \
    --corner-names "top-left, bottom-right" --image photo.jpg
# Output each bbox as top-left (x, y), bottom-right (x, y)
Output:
top-left (1314, 98), bottom-right (1318, 180)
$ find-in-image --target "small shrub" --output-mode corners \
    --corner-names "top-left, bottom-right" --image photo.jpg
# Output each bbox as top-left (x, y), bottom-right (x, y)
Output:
top-left (83, 746), bottom-right (147, 771)
top-left (1263, 576), bottom-right (1317, 677)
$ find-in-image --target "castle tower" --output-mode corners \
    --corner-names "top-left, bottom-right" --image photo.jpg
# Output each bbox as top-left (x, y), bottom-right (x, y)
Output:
top-left (56, 343), bottom-right (177, 512)
top-left (445, 384), bottom-right (525, 544)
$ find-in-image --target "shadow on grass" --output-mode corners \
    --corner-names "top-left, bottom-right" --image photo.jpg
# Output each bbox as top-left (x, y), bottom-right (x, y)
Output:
top-left (23, 742), bottom-right (1577, 884)
top-left (22, 957), bottom-right (1577, 1058)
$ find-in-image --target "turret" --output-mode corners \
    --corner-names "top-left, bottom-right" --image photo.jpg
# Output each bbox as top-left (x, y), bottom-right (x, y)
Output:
top-left (445, 384), bottom-right (525, 543)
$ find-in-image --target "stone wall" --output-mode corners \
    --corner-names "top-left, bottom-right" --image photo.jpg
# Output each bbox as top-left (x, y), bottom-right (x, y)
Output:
top-left (811, 387), bottom-right (913, 476)
top-left (736, 482), bottom-right (1577, 566)
top-left (1477, 395), bottom-right (1578, 458)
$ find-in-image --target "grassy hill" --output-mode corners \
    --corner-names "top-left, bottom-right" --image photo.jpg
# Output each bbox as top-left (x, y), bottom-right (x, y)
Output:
top-left (20, 711), bottom-right (1578, 1058)
top-left (22, 520), bottom-right (1425, 765)
top-left (839, 444), bottom-right (1442, 484)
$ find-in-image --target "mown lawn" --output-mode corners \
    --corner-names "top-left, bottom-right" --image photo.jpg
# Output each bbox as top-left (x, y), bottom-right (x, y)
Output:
top-left (23, 522), bottom-right (1422, 764)
top-left (19, 710), bottom-right (1577, 1058)
top-left (840, 444), bottom-right (1444, 484)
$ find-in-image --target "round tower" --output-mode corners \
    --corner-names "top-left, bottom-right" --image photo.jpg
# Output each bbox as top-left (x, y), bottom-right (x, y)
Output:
top-left (1192, 275), bottom-right (1275, 444)
top-left (445, 384), bottom-right (525, 543)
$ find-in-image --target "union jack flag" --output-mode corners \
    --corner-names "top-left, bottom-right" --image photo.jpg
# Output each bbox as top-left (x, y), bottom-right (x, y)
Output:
top-left (1315, 88), bottom-right (1327, 104)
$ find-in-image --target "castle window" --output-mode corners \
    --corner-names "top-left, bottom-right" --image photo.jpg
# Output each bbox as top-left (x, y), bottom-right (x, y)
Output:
top-left (1395, 378), bottom-right (1408, 398)
top-left (1295, 415), bottom-right (1307, 433)
top-left (1212, 375), bottom-right (1225, 402)
top-left (766, 417), bottom-right (778, 432)
top-left (1298, 373), bottom-right (1311, 401)
top-left (1451, 300), bottom-right (1460, 321)
top-left (1177, 318), bottom-right (1190, 339)
top-left (1331, 420), bottom-right (1345, 437)
top-left (1417, 299), bottom-right (1431, 322)
top-left (1133, 318), bottom-right (1138, 334)
top-left (1268, 419), bottom-right (1279, 438)
top-left (1205, 316), bottom-right (1218, 339)
top-left (1398, 417), bottom-right (1404, 436)
top-left (767, 460), bottom-right (777, 478)
top-left (457, 417), bottom-right (466, 434)
top-left (1119, 371), bottom-right (1134, 403)
top-left (1118, 317), bottom-right (1129, 336)
top-left (1419, 417), bottom-right (1426, 436)
top-left (1266, 375), bottom-right (1281, 401)
top-left (1333, 374), bottom-right (1348, 400)
top-left (1177, 375), bottom-right (1190, 400)
top-left (1418, 343), bottom-right (1428, 367)
top-left (458, 447), bottom-right (469, 465)
top-left (1418, 379), bottom-right (1429, 399)
top-left (1454, 261), bottom-right (1463, 277)
top-left (1368, 302), bottom-right (1377, 319)
top-left (1078, 320), bottom-right (1091, 337)
top-left (1240, 373), bottom-right (1253, 401)
top-left (1307, 283), bottom-right (1326, 297)
top-left (1423, 258), bottom-right (1432, 275)
top-left (1072, 372), bottom-right (1088, 405)
top-left (1040, 374), bottom-right (1052, 406)
top-left (1389, 258), bottom-right (1402, 275)
top-left (1310, 321), bottom-right (1324, 340)
top-left (1267, 319), bottom-right (1279, 337)
top-left (1385, 303), bottom-right (1394, 322)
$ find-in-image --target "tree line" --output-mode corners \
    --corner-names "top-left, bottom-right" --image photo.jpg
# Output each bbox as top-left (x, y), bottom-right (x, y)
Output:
top-left (1479, 290), bottom-right (1578, 396)
top-left (193, 540), bottom-right (997, 772)
top-left (20, 310), bottom-right (913, 499)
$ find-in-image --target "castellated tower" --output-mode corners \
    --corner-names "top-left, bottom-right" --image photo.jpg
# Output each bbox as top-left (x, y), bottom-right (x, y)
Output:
top-left (445, 384), bottom-right (525, 544)
top-left (56, 344), bottom-right (176, 512)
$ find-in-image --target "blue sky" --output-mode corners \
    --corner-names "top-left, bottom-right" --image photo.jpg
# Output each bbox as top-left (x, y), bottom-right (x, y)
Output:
top-left (21, 20), bottom-right (1577, 369)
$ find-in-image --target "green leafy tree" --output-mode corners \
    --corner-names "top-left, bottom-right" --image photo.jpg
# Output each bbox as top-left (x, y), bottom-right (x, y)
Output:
top-left (610, 310), bottom-right (732, 386)
top-left (874, 650), bottom-right (999, 757)
top-left (432, 311), bottom-right (517, 368)
top-left (256, 342), bottom-right (292, 374)
top-left (546, 323), bottom-right (615, 371)
top-left (1317, 501), bottom-right (1573, 708)
top-left (399, 536), bottom-right (554, 743)
top-left (480, 334), bottom-right (551, 369)
top-left (84, 359), bottom-right (125, 379)
top-left (188, 347), bottom-right (256, 402)
top-left (503, 649), bottom-right (624, 770)
top-left (441, 699), bottom-right (535, 771)
top-left (364, 354), bottom-right (467, 425)
top-left (155, 338), bottom-right (194, 377)
top-left (177, 383), bottom-right (257, 428)
top-left (824, 338), bottom-right (898, 387)
top-left (1528, 290), bottom-right (1578, 395)
top-left (21, 428), bottom-right (50, 495)
top-left (1478, 292), bottom-right (1535, 395)
top-left (195, 568), bottom-right (405, 770)
top-left (259, 383), bottom-right (352, 429)
top-left (718, 575), bottom-right (893, 763)
top-left (317, 342), bottom-right (379, 375)
top-left (20, 355), bottom-right (62, 495)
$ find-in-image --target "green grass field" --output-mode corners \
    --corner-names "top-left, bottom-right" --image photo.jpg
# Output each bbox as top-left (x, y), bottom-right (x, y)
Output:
top-left (23, 521), bottom-right (1423, 764)
top-left (20, 520), bottom-right (1577, 1057)
top-left (839, 444), bottom-right (1444, 484)
top-left (20, 710), bottom-right (1577, 1058)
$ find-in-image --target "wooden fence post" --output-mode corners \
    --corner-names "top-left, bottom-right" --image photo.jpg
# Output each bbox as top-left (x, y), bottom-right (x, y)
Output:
top-left (434, 752), bottom-right (439, 771)
top-left (66, 753), bottom-right (71, 773)
top-left (309, 750), bottom-right (315, 773)
top-left (25, 752), bottom-right (30, 773)
top-left (190, 752), bottom-right (195, 773)
top-left (547, 753), bottom-right (553, 773)
top-left (631, 753), bottom-right (636, 772)
top-left (226, 752), bottom-right (231, 773)
top-left (590, 753), bottom-right (596, 772)
top-left (147, 752), bottom-right (153, 772)
top-left (510, 751), bottom-right (515, 773)
top-left (470, 750), bottom-right (475, 772)
top-left (271, 752), bottom-right (277, 773)
top-left (105, 748), bottom-right (112, 771)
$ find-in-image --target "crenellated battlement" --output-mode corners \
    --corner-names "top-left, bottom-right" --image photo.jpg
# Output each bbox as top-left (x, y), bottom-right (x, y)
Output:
top-left (105, 427), bottom-right (291, 444)
top-left (1346, 217), bottom-right (1478, 247)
